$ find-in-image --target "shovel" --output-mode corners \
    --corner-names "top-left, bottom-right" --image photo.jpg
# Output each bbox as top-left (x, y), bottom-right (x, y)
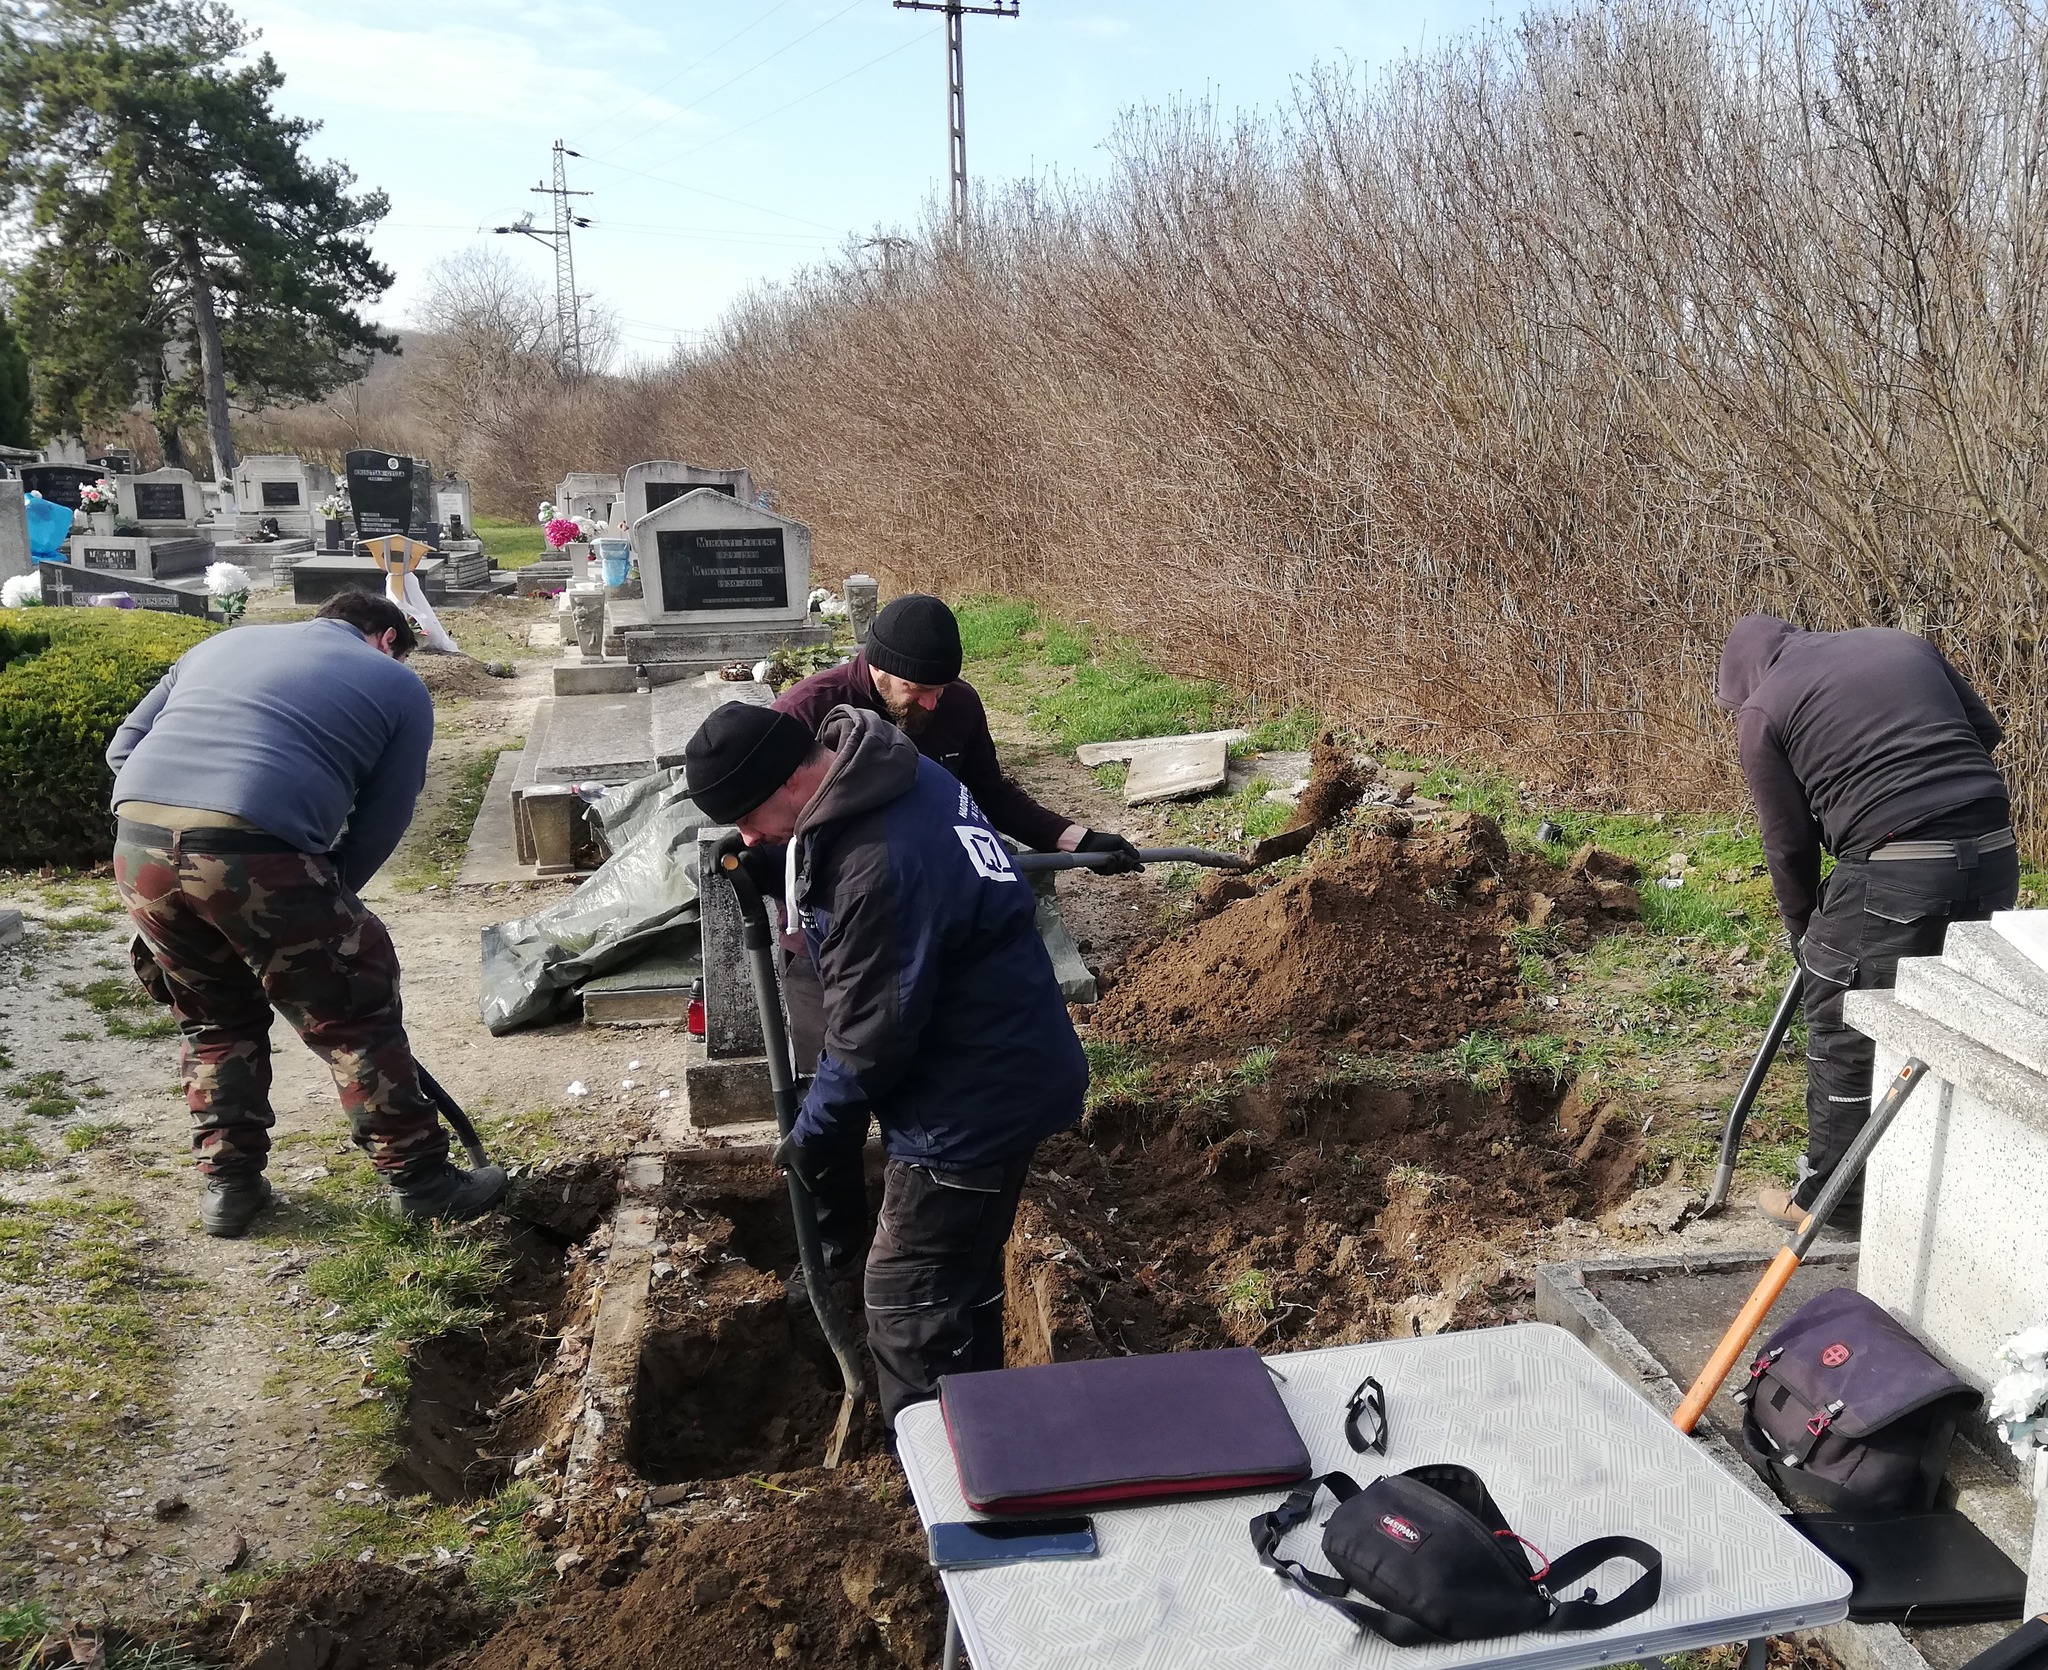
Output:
top-left (1699, 969), bottom-right (1804, 1216)
top-left (713, 833), bottom-right (865, 1469)
top-left (1011, 845), bottom-right (1251, 874)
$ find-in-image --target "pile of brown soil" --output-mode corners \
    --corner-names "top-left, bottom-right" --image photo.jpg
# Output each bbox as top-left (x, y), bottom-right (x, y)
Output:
top-left (1008, 1069), bottom-right (1642, 1361)
top-left (452, 1462), bottom-right (939, 1670)
top-left (1093, 813), bottom-right (1638, 1054)
top-left (412, 655), bottom-right (514, 700)
top-left (181, 1561), bottom-right (494, 1669)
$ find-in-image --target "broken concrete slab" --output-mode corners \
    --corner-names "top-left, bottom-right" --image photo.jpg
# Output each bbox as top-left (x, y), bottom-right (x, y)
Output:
top-left (1122, 734), bottom-right (1229, 805)
top-left (650, 676), bottom-right (770, 768)
top-left (684, 1057), bottom-right (774, 1127)
top-left (1074, 727), bottom-right (1248, 768)
top-left (530, 691), bottom-right (656, 784)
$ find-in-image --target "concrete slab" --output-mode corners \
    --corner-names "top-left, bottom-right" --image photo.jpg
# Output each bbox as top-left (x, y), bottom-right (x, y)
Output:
top-left (456, 750), bottom-right (526, 886)
top-left (291, 554), bottom-right (446, 604)
top-left (1074, 728), bottom-right (1248, 768)
top-left (1122, 734), bottom-right (1229, 805)
top-left (581, 948), bottom-right (701, 1026)
top-left (530, 690), bottom-right (654, 784)
top-left (684, 1057), bottom-right (774, 1127)
top-left (0, 909), bottom-right (21, 948)
top-left (696, 826), bottom-right (764, 1059)
top-left (650, 676), bottom-right (770, 767)
top-left (526, 622), bottom-right (563, 648)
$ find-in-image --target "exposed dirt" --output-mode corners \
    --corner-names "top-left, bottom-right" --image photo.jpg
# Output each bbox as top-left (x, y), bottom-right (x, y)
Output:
top-left (633, 1150), bottom-right (885, 1483)
top-left (449, 1461), bottom-right (940, 1670)
top-left (409, 655), bottom-right (519, 702)
top-left (1093, 813), bottom-right (1640, 1054)
top-left (181, 1561), bottom-right (496, 1670)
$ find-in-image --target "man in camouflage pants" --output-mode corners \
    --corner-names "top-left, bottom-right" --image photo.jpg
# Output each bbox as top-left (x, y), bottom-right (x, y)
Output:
top-left (108, 592), bottom-right (505, 1236)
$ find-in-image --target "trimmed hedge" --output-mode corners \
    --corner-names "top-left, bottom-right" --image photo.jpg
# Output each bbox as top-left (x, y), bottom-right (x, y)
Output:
top-left (0, 608), bottom-right (219, 866)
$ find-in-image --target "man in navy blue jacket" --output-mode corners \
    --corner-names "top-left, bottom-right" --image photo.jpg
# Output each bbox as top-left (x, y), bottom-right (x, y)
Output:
top-left (685, 700), bottom-right (1087, 1428)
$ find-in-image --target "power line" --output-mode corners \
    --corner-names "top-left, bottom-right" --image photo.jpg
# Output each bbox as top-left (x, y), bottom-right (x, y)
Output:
top-left (581, 0), bottom-right (800, 145)
top-left (593, 0), bottom-right (869, 162)
top-left (892, 0), bottom-right (1018, 232)
top-left (648, 26), bottom-right (938, 173)
top-left (575, 155), bottom-right (845, 233)
top-left (493, 140), bottom-right (592, 377)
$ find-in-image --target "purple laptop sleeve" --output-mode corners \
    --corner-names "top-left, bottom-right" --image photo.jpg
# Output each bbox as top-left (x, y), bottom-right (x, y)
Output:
top-left (937, 1347), bottom-right (1312, 1514)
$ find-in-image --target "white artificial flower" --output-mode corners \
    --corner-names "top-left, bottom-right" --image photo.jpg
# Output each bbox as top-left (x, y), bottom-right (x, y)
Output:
top-left (1994, 1326), bottom-right (2048, 1372)
top-left (204, 561), bottom-right (254, 599)
top-left (1, 574), bottom-right (41, 608)
top-left (1989, 1366), bottom-right (2048, 1425)
top-left (565, 1080), bottom-right (587, 1098)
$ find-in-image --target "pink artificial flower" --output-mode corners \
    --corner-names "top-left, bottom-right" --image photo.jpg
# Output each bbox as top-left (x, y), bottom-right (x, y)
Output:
top-left (544, 517), bottom-right (582, 550)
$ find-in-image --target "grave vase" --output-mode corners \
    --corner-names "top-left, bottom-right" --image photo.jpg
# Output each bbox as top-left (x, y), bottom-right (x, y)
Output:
top-left (323, 517), bottom-right (343, 551)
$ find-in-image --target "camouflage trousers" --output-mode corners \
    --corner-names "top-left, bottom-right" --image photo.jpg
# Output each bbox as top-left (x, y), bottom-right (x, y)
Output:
top-left (112, 825), bottom-right (448, 1182)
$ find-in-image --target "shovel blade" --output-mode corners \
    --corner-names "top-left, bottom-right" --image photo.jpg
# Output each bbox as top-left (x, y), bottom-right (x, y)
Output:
top-left (823, 1392), bottom-right (860, 1469)
top-left (1246, 824), bottom-right (1316, 868)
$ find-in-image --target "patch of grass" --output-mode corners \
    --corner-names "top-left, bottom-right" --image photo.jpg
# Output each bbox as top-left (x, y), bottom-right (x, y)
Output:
top-left (1034, 649), bottom-right (1227, 746)
top-left (0, 1123), bottom-right (39, 1169)
top-left (1235, 1045), bottom-right (1278, 1087)
top-left (1243, 708), bottom-right (1326, 752)
top-left (394, 745), bottom-right (515, 893)
top-left (1082, 1039), bottom-right (1156, 1109)
top-left (6, 1070), bottom-right (76, 1120)
top-left (1218, 1267), bottom-right (1277, 1323)
top-left (955, 596), bottom-right (1090, 667)
top-left (62, 1120), bottom-right (126, 1154)
top-left (62, 976), bottom-right (148, 1013)
top-left (474, 515), bottom-right (546, 570)
top-left (0, 1194), bottom-right (185, 1539)
top-left (45, 912), bottom-right (116, 936)
top-left (304, 1213), bottom-right (513, 1419)
top-left (321, 1480), bottom-right (550, 1611)
top-left (107, 1013), bottom-right (178, 1039)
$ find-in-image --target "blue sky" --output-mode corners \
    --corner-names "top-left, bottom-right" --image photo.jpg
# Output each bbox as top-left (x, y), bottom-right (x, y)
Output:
top-left (236, 0), bottom-right (1501, 363)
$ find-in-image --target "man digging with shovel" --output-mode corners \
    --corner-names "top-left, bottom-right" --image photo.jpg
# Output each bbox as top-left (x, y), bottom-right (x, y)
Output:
top-left (106, 592), bottom-right (508, 1237)
top-left (684, 701), bottom-right (1088, 1431)
top-left (772, 592), bottom-right (1133, 1273)
top-left (1717, 614), bottom-right (2017, 1230)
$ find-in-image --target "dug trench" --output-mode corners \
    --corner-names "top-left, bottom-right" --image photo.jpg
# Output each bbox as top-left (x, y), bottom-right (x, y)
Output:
top-left (159, 812), bottom-right (1655, 1669)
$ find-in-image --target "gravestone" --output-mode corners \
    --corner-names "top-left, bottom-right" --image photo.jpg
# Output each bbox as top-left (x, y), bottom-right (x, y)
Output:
top-left (556, 472), bottom-right (620, 528)
top-left (433, 473), bottom-right (474, 540)
top-left (65, 533), bottom-right (213, 582)
top-left (845, 573), bottom-right (879, 643)
top-left (409, 459), bottom-right (436, 537)
top-left (0, 491), bottom-right (28, 581)
top-left (19, 464), bottom-right (104, 511)
top-left (344, 450), bottom-right (420, 541)
top-left (39, 561), bottom-right (212, 616)
top-left (620, 461), bottom-right (753, 525)
top-left (87, 449), bottom-right (136, 475)
top-left (233, 455), bottom-right (334, 539)
top-left (609, 491), bottom-right (832, 673)
top-left (116, 468), bottom-right (201, 529)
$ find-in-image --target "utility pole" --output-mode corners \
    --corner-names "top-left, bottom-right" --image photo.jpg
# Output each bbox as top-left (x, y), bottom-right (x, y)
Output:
top-left (891, 0), bottom-right (1017, 233)
top-left (493, 140), bottom-right (593, 377)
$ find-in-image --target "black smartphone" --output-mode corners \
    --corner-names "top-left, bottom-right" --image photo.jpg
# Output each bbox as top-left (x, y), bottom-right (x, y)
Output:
top-left (927, 1516), bottom-right (1098, 1570)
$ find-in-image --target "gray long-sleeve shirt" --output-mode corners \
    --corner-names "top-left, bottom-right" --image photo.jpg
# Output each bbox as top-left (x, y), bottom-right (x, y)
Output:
top-left (107, 617), bottom-right (434, 891)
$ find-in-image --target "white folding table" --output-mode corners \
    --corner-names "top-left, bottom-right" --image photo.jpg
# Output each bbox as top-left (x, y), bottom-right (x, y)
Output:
top-left (894, 1323), bottom-right (1851, 1670)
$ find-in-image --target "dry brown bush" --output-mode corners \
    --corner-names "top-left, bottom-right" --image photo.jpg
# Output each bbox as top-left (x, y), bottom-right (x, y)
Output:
top-left (373, 0), bottom-right (2048, 824)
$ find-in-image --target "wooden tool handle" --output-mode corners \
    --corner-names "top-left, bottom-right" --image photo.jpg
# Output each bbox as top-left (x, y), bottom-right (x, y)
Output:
top-left (1672, 1244), bottom-right (1803, 1433)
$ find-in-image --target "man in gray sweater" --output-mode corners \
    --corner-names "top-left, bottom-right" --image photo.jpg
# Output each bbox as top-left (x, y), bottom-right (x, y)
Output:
top-left (107, 592), bottom-right (506, 1236)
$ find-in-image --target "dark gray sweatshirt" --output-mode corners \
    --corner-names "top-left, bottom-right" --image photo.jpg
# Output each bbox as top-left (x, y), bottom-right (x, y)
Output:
top-left (107, 618), bottom-right (433, 892)
top-left (1716, 615), bottom-right (2007, 939)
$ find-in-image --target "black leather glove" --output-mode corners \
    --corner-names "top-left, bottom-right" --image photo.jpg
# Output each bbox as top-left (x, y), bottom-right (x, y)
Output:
top-left (772, 1135), bottom-right (822, 1193)
top-left (732, 840), bottom-right (787, 899)
top-left (1075, 829), bottom-right (1145, 874)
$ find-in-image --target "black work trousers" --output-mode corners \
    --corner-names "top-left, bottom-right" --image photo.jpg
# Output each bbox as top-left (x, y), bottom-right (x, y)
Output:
top-left (864, 1150), bottom-right (1034, 1431)
top-left (1796, 837), bottom-right (2018, 1209)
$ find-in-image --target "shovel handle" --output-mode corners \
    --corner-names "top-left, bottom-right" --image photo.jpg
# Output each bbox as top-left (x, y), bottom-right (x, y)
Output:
top-left (1012, 846), bottom-right (1251, 873)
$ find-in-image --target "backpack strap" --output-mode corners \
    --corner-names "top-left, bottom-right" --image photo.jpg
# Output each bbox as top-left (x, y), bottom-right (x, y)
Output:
top-left (1536, 1536), bottom-right (1664, 1632)
top-left (1248, 1474), bottom-right (1449, 1646)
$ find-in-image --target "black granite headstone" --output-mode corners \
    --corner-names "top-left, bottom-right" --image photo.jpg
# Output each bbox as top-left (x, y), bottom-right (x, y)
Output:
top-left (39, 562), bottom-right (211, 616)
top-left (77, 544), bottom-right (139, 571)
top-left (409, 460), bottom-right (435, 536)
top-left (133, 481), bottom-right (189, 521)
top-left (344, 450), bottom-right (416, 539)
top-left (656, 528), bottom-right (789, 611)
top-left (644, 479), bottom-right (736, 514)
top-left (20, 465), bottom-right (102, 510)
top-left (260, 479), bottom-right (301, 507)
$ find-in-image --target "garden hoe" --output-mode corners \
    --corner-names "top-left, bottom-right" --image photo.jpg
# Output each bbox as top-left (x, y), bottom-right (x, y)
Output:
top-left (1699, 968), bottom-right (1805, 1216)
top-left (714, 834), bottom-right (865, 1470)
top-left (1673, 1054), bottom-right (1928, 1434)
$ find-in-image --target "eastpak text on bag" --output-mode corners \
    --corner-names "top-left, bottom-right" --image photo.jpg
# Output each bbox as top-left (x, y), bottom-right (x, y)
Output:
top-left (1250, 1465), bottom-right (1662, 1644)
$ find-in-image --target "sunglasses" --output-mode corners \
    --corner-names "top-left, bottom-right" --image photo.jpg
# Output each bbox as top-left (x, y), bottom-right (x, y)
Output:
top-left (1344, 1375), bottom-right (1388, 1455)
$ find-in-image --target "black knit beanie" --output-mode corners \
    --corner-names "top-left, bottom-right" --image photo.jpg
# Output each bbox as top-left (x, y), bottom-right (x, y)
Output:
top-left (684, 702), bottom-right (815, 825)
top-left (865, 594), bottom-right (962, 686)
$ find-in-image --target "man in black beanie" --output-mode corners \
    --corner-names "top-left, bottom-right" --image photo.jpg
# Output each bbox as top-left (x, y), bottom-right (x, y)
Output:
top-left (684, 699), bottom-right (1087, 1430)
top-left (770, 593), bottom-right (1135, 1268)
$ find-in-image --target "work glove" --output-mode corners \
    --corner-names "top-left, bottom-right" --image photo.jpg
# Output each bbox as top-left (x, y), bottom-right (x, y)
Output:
top-left (772, 1135), bottom-right (823, 1194)
top-left (730, 840), bottom-right (788, 899)
top-left (1075, 829), bottom-right (1145, 874)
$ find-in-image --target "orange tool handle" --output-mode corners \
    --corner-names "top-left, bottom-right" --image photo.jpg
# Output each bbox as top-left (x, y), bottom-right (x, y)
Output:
top-left (1672, 1243), bottom-right (1802, 1432)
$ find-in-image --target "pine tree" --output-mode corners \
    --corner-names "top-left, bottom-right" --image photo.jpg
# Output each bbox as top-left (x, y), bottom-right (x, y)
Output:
top-left (0, 0), bottom-right (395, 474)
top-left (0, 305), bottom-right (30, 447)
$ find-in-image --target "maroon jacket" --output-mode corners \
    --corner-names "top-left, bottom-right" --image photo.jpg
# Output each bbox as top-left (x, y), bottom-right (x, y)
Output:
top-left (772, 653), bottom-right (1075, 852)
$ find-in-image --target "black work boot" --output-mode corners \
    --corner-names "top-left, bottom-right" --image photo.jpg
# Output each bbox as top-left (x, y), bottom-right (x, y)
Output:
top-left (390, 1162), bottom-right (509, 1224)
top-left (199, 1174), bottom-right (273, 1239)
